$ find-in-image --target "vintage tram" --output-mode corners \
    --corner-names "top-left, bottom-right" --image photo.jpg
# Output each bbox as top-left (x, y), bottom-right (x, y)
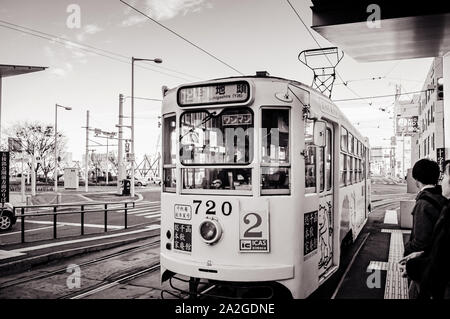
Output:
top-left (159, 72), bottom-right (371, 298)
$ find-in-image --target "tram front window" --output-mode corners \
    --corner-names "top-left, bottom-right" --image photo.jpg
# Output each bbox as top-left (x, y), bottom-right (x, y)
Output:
top-left (179, 109), bottom-right (254, 165)
top-left (183, 168), bottom-right (252, 191)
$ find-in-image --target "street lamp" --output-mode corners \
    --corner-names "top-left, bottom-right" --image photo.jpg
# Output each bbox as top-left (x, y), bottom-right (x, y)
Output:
top-left (131, 56), bottom-right (162, 198)
top-left (54, 103), bottom-right (72, 193)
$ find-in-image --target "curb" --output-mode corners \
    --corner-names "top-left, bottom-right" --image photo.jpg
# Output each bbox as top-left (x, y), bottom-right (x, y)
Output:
top-left (0, 228), bottom-right (160, 277)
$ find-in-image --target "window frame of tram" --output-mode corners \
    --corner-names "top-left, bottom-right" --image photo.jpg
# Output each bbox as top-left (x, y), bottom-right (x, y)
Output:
top-left (261, 107), bottom-right (291, 196)
top-left (163, 113), bottom-right (177, 193)
top-left (305, 120), bottom-right (332, 194)
top-left (339, 126), bottom-right (365, 187)
top-left (179, 108), bottom-right (254, 194)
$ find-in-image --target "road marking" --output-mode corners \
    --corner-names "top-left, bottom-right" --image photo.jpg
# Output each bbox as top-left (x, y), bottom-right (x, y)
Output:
top-left (10, 225), bottom-right (160, 253)
top-left (384, 210), bottom-right (398, 224)
top-left (78, 194), bottom-right (95, 202)
top-left (128, 208), bottom-right (160, 215)
top-left (367, 229), bottom-right (411, 299)
top-left (144, 214), bottom-right (161, 220)
top-left (17, 220), bottom-right (123, 230)
top-left (136, 210), bottom-right (161, 217)
top-left (0, 225), bottom-right (63, 237)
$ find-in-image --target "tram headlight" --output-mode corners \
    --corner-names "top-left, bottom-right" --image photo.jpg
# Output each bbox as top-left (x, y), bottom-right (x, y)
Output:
top-left (199, 219), bottom-right (222, 245)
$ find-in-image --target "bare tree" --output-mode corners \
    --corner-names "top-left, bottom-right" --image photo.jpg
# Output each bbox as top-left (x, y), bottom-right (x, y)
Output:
top-left (6, 121), bottom-right (67, 182)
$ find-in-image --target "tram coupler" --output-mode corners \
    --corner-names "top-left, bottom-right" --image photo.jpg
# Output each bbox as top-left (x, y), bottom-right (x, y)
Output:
top-left (189, 277), bottom-right (201, 299)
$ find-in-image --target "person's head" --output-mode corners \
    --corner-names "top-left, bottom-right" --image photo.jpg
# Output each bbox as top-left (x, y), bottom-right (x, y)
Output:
top-left (440, 160), bottom-right (450, 198)
top-left (412, 158), bottom-right (440, 189)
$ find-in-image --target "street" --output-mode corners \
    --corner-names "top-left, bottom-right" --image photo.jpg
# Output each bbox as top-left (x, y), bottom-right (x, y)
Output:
top-left (0, 183), bottom-right (417, 299)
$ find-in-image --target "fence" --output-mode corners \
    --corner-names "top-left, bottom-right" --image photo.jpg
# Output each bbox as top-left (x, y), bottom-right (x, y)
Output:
top-left (12, 201), bottom-right (136, 243)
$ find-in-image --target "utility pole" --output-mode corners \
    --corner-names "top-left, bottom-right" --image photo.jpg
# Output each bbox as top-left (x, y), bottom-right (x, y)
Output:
top-left (85, 110), bottom-right (89, 192)
top-left (31, 155), bottom-right (36, 196)
top-left (106, 136), bottom-right (109, 185)
top-left (117, 94), bottom-right (124, 195)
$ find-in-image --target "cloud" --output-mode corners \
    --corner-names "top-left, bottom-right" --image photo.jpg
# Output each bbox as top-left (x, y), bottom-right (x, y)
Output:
top-left (120, 0), bottom-right (210, 26)
top-left (147, 0), bottom-right (208, 21)
top-left (43, 46), bottom-right (55, 59)
top-left (76, 24), bottom-right (103, 41)
top-left (121, 15), bottom-right (147, 27)
top-left (84, 24), bottom-right (103, 35)
top-left (50, 68), bottom-right (68, 78)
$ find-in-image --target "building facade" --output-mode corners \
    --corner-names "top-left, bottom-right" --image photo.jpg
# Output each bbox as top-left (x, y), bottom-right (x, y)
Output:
top-left (394, 90), bottom-right (419, 178)
top-left (415, 57), bottom-right (445, 167)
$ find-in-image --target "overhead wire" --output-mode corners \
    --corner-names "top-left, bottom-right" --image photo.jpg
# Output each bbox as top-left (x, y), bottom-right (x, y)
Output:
top-left (0, 20), bottom-right (199, 82)
top-left (0, 18), bottom-right (203, 81)
top-left (119, 0), bottom-right (244, 76)
top-left (333, 89), bottom-right (430, 102)
top-left (285, 0), bottom-right (372, 105)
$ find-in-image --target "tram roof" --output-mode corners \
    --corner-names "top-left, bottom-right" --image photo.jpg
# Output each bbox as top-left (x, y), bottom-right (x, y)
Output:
top-left (165, 74), bottom-right (369, 145)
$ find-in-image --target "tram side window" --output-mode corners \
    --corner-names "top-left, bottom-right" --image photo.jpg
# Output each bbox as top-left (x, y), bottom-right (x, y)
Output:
top-left (163, 115), bottom-right (176, 165)
top-left (261, 108), bottom-right (290, 195)
top-left (326, 129), bottom-right (332, 191)
top-left (346, 155), bottom-right (351, 185)
top-left (163, 115), bottom-right (176, 193)
top-left (319, 143), bottom-right (325, 192)
top-left (349, 156), bottom-right (354, 184)
top-left (349, 133), bottom-right (354, 154)
top-left (340, 153), bottom-right (347, 186)
top-left (341, 127), bottom-right (348, 152)
top-left (305, 119), bottom-right (316, 193)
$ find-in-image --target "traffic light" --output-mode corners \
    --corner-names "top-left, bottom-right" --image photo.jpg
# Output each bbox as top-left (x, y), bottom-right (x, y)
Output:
top-left (437, 77), bottom-right (444, 100)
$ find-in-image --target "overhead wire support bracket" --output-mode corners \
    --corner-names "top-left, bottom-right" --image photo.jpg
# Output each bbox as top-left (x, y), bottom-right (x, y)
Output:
top-left (298, 47), bottom-right (344, 99)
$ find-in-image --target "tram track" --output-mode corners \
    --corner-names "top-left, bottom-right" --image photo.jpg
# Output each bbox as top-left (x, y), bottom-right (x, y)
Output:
top-left (62, 262), bottom-right (160, 299)
top-left (0, 237), bottom-right (160, 290)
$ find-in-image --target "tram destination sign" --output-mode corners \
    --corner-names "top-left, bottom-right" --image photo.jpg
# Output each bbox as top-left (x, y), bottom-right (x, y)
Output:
top-left (0, 152), bottom-right (9, 205)
top-left (178, 81), bottom-right (250, 107)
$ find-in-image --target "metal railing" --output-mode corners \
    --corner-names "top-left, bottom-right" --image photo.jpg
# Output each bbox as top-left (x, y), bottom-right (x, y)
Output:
top-left (12, 201), bottom-right (136, 243)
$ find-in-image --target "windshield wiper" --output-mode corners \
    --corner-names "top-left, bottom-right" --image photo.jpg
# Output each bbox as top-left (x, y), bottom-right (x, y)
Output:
top-left (179, 111), bottom-right (217, 142)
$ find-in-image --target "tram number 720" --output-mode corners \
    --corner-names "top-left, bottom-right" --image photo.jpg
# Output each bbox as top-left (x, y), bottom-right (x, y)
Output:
top-left (193, 200), bottom-right (233, 216)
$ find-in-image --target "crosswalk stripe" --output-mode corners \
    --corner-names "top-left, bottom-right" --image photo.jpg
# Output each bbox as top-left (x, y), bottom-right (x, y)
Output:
top-left (128, 208), bottom-right (161, 215)
top-left (145, 214), bottom-right (161, 219)
top-left (137, 211), bottom-right (161, 217)
top-left (136, 210), bottom-right (161, 216)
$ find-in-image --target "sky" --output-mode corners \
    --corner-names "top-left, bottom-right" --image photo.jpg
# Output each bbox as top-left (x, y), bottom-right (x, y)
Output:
top-left (0, 0), bottom-right (434, 162)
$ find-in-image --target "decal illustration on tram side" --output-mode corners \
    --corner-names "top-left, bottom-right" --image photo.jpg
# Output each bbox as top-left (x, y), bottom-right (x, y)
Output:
top-left (318, 201), bottom-right (333, 271)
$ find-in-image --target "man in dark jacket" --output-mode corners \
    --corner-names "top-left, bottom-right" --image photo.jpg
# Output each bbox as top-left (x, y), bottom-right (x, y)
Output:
top-left (401, 159), bottom-right (447, 298)
top-left (413, 160), bottom-right (450, 299)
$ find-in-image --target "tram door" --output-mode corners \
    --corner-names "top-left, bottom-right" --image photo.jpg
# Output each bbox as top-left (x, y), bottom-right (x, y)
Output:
top-left (318, 125), bottom-right (334, 278)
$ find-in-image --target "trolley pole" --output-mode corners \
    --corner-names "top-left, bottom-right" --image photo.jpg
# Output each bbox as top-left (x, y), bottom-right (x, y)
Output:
top-left (85, 110), bottom-right (89, 193)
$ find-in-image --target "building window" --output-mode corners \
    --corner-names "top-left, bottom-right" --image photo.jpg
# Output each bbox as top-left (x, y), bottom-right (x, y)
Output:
top-left (432, 133), bottom-right (435, 151)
